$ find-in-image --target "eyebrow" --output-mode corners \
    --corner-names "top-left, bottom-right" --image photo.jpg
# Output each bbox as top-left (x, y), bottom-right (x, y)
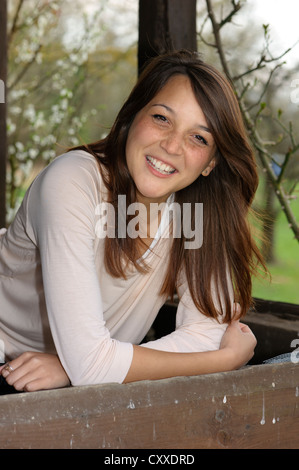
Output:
top-left (151, 103), bottom-right (212, 133)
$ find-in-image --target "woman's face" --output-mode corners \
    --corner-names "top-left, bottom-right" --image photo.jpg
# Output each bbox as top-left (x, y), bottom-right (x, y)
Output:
top-left (125, 74), bottom-right (217, 206)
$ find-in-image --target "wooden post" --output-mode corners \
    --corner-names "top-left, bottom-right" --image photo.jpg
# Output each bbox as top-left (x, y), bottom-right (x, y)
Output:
top-left (138, 0), bottom-right (197, 73)
top-left (0, 0), bottom-right (7, 227)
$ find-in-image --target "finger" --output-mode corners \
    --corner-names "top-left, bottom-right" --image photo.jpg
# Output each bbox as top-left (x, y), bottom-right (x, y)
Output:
top-left (232, 302), bottom-right (242, 319)
top-left (239, 323), bottom-right (254, 334)
top-left (11, 371), bottom-right (38, 392)
top-left (1, 353), bottom-right (36, 385)
top-left (1, 354), bottom-right (29, 378)
top-left (7, 352), bottom-right (35, 370)
top-left (0, 362), bottom-right (14, 374)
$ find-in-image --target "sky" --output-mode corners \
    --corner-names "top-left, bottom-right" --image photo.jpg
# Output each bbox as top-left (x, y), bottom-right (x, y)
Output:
top-left (248, 0), bottom-right (299, 66)
top-left (110, 0), bottom-right (299, 67)
top-left (65, 0), bottom-right (299, 68)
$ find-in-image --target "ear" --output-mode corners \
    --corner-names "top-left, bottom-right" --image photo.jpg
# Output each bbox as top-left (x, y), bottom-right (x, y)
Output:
top-left (202, 157), bottom-right (217, 177)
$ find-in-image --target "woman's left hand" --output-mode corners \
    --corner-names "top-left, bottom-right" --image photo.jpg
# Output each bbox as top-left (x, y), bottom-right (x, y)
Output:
top-left (0, 352), bottom-right (70, 392)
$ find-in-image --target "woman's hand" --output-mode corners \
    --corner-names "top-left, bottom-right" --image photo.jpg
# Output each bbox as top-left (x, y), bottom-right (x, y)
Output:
top-left (220, 321), bottom-right (257, 369)
top-left (0, 352), bottom-right (70, 392)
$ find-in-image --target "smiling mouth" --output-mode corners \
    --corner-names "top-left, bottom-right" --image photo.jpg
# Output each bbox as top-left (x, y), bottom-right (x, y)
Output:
top-left (146, 156), bottom-right (176, 175)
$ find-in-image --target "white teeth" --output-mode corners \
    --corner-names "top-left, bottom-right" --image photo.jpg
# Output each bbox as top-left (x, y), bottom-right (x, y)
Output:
top-left (146, 156), bottom-right (176, 174)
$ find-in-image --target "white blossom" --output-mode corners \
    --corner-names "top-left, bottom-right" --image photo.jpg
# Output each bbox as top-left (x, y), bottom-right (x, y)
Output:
top-left (28, 148), bottom-right (39, 159)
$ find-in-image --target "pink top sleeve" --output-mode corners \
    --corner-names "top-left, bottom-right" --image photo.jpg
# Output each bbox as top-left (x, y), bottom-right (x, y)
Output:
top-left (25, 152), bottom-right (133, 385)
top-left (141, 276), bottom-right (233, 353)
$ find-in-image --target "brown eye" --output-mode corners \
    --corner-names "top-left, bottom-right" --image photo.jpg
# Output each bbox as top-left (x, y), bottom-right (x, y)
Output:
top-left (194, 134), bottom-right (208, 146)
top-left (153, 114), bottom-right (168, 123)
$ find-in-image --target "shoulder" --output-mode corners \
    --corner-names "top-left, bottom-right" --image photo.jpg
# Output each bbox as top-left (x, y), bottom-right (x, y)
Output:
top-left (25, 150), bottom-right (107, 220)
top-left (43, 149), bottom-right (100, 181)
top-left (32, 150), bottom-right (104, 196)
top-left (24, 151), bottom-right (106, 239)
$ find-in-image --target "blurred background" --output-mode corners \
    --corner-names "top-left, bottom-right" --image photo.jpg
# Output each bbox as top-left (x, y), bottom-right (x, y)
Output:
top-left (1, 0), bottom-right (298, 304)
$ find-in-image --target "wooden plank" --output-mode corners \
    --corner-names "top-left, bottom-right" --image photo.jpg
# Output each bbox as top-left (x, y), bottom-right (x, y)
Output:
top-left (244, 310), bottom-right (299, 364)
top-left (0, 362), bottom-right (298, 449)
top-left (253, 298), bottom-right (299, 316)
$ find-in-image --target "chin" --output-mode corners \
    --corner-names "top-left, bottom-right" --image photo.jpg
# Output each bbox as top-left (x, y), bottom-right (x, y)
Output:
top-left (137, 187), bottom-right (170, 203)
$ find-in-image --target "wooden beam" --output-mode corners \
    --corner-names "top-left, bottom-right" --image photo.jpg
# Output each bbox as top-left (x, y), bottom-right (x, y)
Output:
top-left (138, 0), bottom-right (197, 73)
top-left (0, 362), bottom-right (298, 449)
top-left (0, 0), bottom-right (7, 228)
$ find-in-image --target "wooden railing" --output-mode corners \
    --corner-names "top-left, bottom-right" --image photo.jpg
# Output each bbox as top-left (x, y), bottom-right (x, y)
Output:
top-left (0, 361), bottom-right (298, 449)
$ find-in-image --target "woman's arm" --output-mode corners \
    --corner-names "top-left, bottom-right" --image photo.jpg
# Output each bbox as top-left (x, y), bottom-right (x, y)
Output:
top-left (24, 152), bottom-right (134, 386)
top-left (0, 320), bottom-right (255, 391)
top-left (2, 153), bottom-right (254, 392)
top-left (124, 321), bottom-right (256, 382)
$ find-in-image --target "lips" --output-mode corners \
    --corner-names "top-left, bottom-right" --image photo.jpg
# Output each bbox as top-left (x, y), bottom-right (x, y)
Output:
top-left (146, 155), bottom-right (177, 175)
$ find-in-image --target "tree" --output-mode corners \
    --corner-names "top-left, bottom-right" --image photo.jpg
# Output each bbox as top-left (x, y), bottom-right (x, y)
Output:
top-left (0, 0), bottom-right (7, 228)
top-left (4, 0), bottom-right (137, 223)
top-left (199, 0), bottom-right (299, 245)
top-left (138, 0), bottom-right (197, 73)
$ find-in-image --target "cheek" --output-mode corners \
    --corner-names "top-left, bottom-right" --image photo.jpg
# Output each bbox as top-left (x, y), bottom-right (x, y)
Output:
top-left (186, 153), bottom-right (209, 175)
top-left (128, 116), bottom-right (160, 151)
top-left (126, 121), bottom-right (148, 170)
top-left (128, 118), bottom-right (147, 143)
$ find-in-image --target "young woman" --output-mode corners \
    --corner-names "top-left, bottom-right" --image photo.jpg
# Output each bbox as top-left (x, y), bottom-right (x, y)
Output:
top-left (0, 50), bottom-right (263, 394)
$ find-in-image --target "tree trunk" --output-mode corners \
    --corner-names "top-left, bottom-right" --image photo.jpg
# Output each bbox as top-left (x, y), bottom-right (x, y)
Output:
top-left (261, 173), bottom-right (278, 263)
top-left (138, 0), bottom-right (197, 74)
top-left (0, 0), bottom-right (7, 227)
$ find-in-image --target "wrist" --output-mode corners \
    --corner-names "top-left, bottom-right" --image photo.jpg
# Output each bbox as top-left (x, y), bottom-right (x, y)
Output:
top-left (217, 347), bottom-right (239, 371)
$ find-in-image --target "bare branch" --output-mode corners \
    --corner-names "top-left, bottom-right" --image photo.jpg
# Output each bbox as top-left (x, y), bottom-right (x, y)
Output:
top-left (197, 14), bottom-right (217, 48)
top-left (246, 62), bottom-right (285, 112)
top-left (204, 0), bottom-right (299, 242)
top-left (219, 0), bottom-right (242, 28)
top-left (8, 44), bottom-right (43, 91)
top-left (205, 0), bottom-right (233, 80)
top-left (8, 0), bottom-right (25, 46)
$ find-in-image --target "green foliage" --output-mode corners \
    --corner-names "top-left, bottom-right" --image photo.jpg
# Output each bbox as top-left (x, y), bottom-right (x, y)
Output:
top-left (252, 196), bottom-right (299, 303)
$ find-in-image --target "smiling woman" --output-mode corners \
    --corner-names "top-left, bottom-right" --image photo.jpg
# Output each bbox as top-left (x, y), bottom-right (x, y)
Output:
top-left (0, 50), bottom-right (264, 394)
top-left (125, 75), bottom-right (217, 205)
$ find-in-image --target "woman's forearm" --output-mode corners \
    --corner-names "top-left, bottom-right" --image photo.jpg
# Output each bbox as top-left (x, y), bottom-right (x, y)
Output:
top-left (123, 345), bottom-right (234, 383)
top-left (124, 321), bottom-right (256, 383)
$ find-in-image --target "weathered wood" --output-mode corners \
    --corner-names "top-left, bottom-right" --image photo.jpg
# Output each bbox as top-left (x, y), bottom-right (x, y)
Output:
top-left (0, 0), bottom-right (7, 227)
top-left (244, 310), bottom-right (299, 364)
top-left (138, 0), bottom-right (197, 73)
top-left (0, 362), bottom-right (298, 449)
top-left (253, 297), bottom-right (299, 316)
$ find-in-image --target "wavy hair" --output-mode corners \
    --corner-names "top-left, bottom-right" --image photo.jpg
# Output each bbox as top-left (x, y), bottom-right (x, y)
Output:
top-left (72, 50), bottom-right (266, 322)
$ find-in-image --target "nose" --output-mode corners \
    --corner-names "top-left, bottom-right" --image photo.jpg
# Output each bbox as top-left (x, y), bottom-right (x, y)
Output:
top-left (160, 131), bottom-right (183, 155)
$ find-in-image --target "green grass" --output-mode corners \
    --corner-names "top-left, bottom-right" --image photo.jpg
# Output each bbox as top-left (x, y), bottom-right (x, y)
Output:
top-left (252, 197), bottom-right (299, 305)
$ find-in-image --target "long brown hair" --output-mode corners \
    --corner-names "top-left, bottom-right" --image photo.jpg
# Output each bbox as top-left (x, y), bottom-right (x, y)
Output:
top-left (73, 50), bottom-right (266, 323)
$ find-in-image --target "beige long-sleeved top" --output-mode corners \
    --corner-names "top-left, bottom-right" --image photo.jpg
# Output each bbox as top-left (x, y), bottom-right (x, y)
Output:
top-left (0, 150), bottom-right (230, 385)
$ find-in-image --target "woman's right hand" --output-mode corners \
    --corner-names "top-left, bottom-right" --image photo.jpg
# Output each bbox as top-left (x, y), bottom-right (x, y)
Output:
top-left (0, 352), bottom-right (70, 392)
top-left (220, 321), bottom-right (257, 369)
